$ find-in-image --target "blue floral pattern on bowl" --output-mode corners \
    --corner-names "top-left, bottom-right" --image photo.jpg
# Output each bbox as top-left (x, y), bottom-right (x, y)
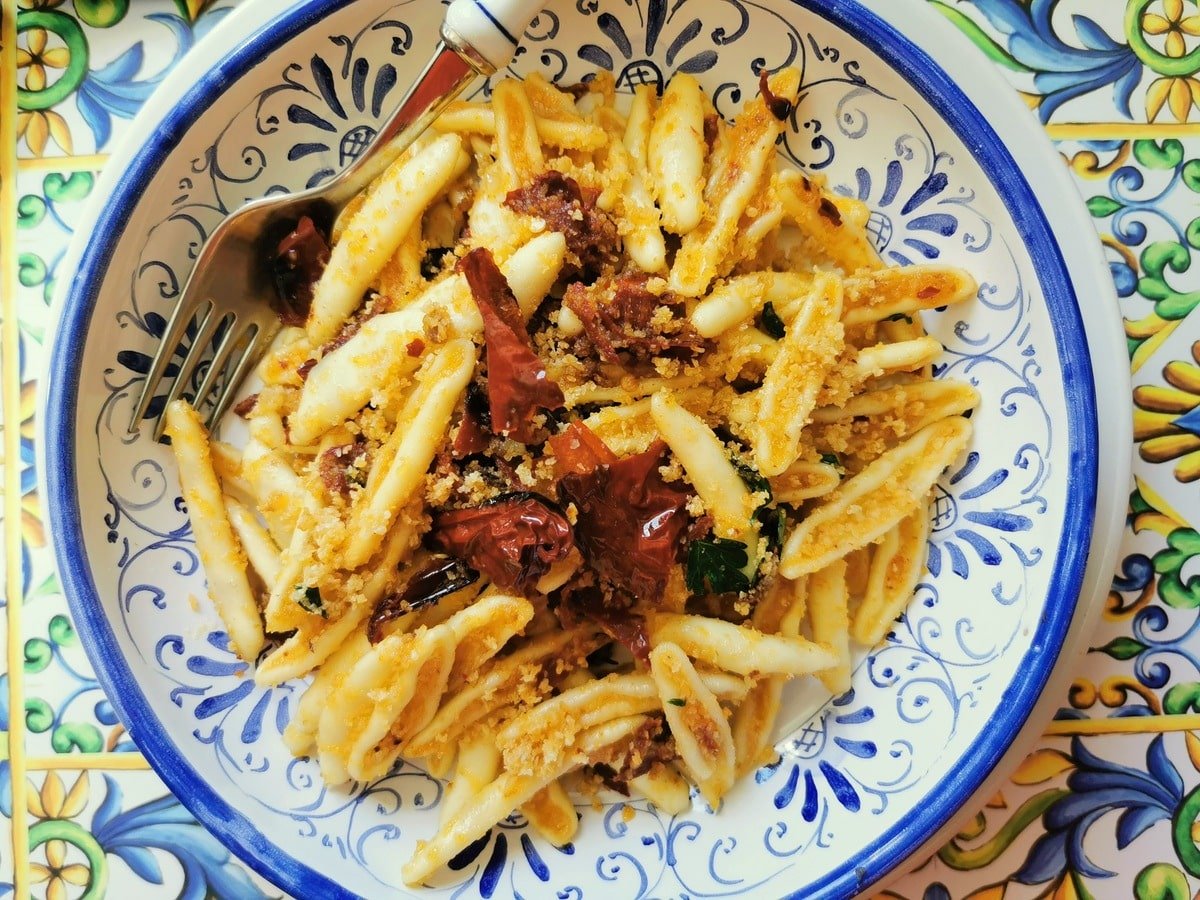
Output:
top-left (45, 0), bottom-right (1099, 897)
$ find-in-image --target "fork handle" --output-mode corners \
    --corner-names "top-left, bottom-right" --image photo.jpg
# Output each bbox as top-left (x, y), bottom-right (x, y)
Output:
top-left (443, 0), bottom-right (546, 73)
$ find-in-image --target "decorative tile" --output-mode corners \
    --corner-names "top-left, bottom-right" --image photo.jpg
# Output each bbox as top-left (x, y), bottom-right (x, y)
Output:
top-left (879, 730), bottom-right (1200, 899)
top-left (15, 1), bottom-right (237, 159)
top-left (14, 168), bottom-right (98, 345)
top-left (12, 164), bottom-right (128, 756)
top-left (1059, 137), bottom-right (1200, 370)
top-left (932, 0), bottom-right (1200, 127)
top-left (1054, 487), bottom-right (1200, 719)
top-left (22, 598), bottom-right (135, 756)
top-left (21, 767), bottom-right (278, 899)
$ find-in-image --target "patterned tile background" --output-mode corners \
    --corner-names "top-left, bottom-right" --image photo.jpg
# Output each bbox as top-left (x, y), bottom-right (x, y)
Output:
top-left (5, 0), bottom-right (1200, 897)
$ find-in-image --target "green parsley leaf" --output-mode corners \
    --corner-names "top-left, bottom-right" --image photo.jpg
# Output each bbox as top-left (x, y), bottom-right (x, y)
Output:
top-left (819, 452), bottom-right (843, 470)
top-left (686, 538), bottom-right (752, 596)
top-left (760, 302), bottom-right (786, 339)
top-left (294, 585), bottom-right (327, 618)
top-left (733, 460), bottom-right (771, 503)
top-left (667, 698), bottom-right (687, 707)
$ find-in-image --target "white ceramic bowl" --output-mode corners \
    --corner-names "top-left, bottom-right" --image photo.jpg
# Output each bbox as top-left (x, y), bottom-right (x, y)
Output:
top-left (42, 0), bottom-right (1131, 897)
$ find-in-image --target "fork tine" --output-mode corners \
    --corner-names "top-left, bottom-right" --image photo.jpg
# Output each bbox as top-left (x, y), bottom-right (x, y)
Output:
top-left (128, 295), bottom-right (214, 434)
top-left (205, 326), bottom-right (266, 430)
top-left (191, 314), bottom-right (245, 424)
top-left (152, 305), bottom-right (224, 441)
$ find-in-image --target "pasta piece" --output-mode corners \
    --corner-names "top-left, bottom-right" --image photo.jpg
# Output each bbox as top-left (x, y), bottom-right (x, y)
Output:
top-left (646, 613), bottom-right (836, 677)
top-left (776, 168), bottom-right (880, 273)
top-left (811, 381), bottom-right (980, 464)
top-left (402, 716), bottom-right (648, 885)
top-left (854, 504), bottom-right (931, 645)
top-left (649, 73), bottom-right (707, 234)
top-left (670, 68), bottom-right (800, 296)
top-left (780, 416), bottom-right (971, 578)
top-left (256, 326), bottom-right (310, 387)
top-left (343, 339), bottom-right (476, 567)
top-left (563, 369), bottom-right (707, 409)
top-left (425, 747), bottom-right (455, 780)
top-left (282, 630), bottom-right (370, 756)
top-left (240, 437), bottom-right (303, 546)
top-left (620, 85), bottom-right (667, 273)
top-left (262, 508), bottom-right (318, 635)
top-left (650, 642), bottom-right (735, 807)
top-left (209, 441), bottom-right (255, 507)
top-left (255, 508), bottom-right (421, 685)
top-left (649, 390), bottom-right (757, 540)
top-left (690, 272), bottom-right (811, 338)
top-left (444, 593), bottom-right (536, 690)
top-left (307, 134), bottom-right (470, 344)
top-left (440, 729), bottom-right (501, 825)
top-left (319, 623), bottom-right (458, 784)
top-left (405, 629), bottom-right (601, 758)
top-left (810, 380), bottom-right (980, 427)
top-left (769, 460), bottom-right (842, 504)
top-left (289, 232), bottom-right (565, 446)
top-left (224, 496), bottom-right (281, 587)
top-left (629, 763), bottom-right (692, 816)
top-left (808, 560), bottom-right (852, 695)
top-left (732, 576), bottom-right (807, 776)
top-left (493, 79), bottom-right (544, 188)
top-left (842, 265), bottom-right (976, 326)
top-left (520, 780), bottom-right (578, 846)
top-left (164, 400), bottom-right (264, 661)
top-left (336, 593), bottom-right (531, 782)
top-left (582, 393), bottom-right (716, 458)
top-left (434, 103), bottom-right (606, 151)
top-left (850, 337), bottom-right (943, 381)
top-left (844, 545), bottom-right (872, 607)
top-left (374, 226), bottom-right (424, 304)
top-left (751, 272), bottom-right (845, 476)
top-left (497, 670), bottom-right (749, 775)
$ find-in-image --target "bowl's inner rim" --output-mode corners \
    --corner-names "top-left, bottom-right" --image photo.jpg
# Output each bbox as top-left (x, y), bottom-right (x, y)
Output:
top-left (42, 0), bottom-right (1101, 897)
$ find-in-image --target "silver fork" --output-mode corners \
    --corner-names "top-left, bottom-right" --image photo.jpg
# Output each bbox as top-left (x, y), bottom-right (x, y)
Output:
top-left (130, 0), bottom-right (547, 438)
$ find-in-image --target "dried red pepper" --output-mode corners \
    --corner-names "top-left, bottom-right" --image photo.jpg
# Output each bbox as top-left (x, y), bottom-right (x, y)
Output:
top-left (429, 492), bottom-right (574, 592)
top-left (460, 248), bottom-right (564, 444)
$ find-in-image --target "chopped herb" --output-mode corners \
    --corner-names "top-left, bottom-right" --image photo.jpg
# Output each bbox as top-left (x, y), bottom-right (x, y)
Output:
top-left (884, 312), bottom-right (914, 324)
top-left (757, 505), bottom-right (788, 554)
top-left (760, 302), bottom-right (786, 339)
top-left (294, 585), bottom-right (326, 618)
top-left (686, 537), bottom-right (752, 596)
top-left (667, 698), bottom-right (687, 707)
top-left (819, 452), bottom-right (843, 470)
top-left (733, 460), bottom-right (771, 502)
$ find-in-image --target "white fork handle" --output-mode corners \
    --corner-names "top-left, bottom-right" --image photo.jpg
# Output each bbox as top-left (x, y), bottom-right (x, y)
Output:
top-left (443, 0), bottom-right (546, 73)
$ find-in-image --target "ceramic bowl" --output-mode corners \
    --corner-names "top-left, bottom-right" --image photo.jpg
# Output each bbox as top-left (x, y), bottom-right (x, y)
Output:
top-left (43, 0), bottom-right (1131, 896)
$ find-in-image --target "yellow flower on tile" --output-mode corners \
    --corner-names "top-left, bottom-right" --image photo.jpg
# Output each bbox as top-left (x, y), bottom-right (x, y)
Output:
top-left (17, 26), bottom-right (70, 94)
top-left (1143, 0), bottom-right (1200, 56)
top-left (27, 771), bottom-right (90, 821)
top-left (1140, 0), bottom-right (1200, 120)
top-left (29, 839), bottom-right (90, 900)
top-left (16, 109), bottom-right (73, 156)
top-left (1145, 73), bottom-right (1200, 122)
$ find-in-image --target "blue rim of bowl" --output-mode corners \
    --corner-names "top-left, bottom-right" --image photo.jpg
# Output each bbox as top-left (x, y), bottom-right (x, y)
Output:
top-left (44, 0), bottom-right (1100, 897)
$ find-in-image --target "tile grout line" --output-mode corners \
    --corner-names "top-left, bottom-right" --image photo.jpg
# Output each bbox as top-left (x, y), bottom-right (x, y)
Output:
top-left (1, 0), bottom-right (30, 895)
top-left (1045, 122), bottom-right (1200, 139)
top-left (26, 754), bottom-right (149, 771)
top-left (16, 153), bottom-right (109, 173)
top-left (1043, 715), bottom-right (1200, 736)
